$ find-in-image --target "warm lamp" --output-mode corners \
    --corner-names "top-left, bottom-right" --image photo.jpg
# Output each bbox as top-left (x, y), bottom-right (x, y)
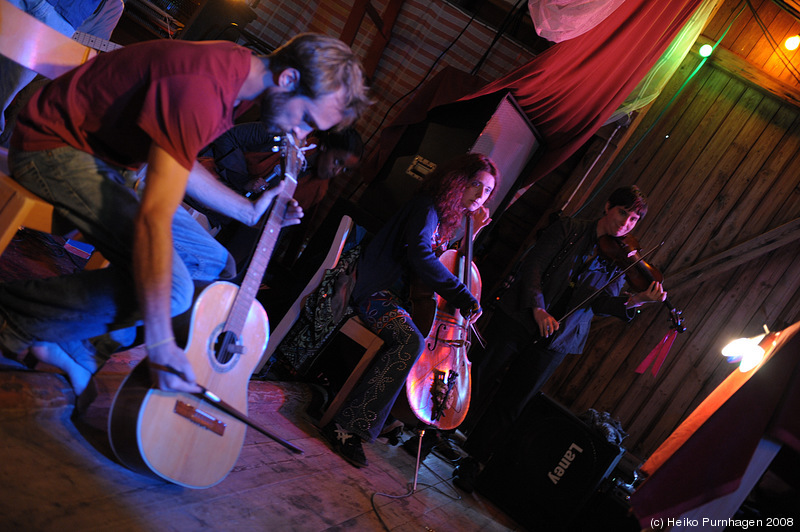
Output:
top-left (786, 35), bottom-right (800, 51)
top-left (721, 325), bottom-right (769, 373)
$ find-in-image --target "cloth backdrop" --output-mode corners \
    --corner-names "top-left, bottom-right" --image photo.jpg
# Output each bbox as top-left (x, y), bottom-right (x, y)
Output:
top-left (465, 0), bottom-right (705, 190)
top-left (360, 0), bottom-right (705, 193)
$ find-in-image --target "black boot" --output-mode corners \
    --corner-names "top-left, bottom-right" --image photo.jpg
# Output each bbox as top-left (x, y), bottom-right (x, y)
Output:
top-left (452, 456), bottom-right (481, 493)
top-left (402, 429), bottom-right (440, 460)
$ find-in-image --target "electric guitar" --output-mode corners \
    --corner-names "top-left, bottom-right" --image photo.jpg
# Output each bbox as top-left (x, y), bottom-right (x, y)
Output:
top-left (0, 1), bottom-right (123, 80)
top-left (108, 134), bottom-right (304, 488)
top-left (71, 31), bottom-right (123, 53)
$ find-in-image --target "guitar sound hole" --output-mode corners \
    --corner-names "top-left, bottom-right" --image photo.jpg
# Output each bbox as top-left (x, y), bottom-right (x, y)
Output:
top-left (213, 331), bottom-right (242, 365)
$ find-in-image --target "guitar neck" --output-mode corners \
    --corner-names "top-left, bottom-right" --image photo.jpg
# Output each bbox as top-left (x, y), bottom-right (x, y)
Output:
top-left (226, 135), bottom-right (303, 333)
top-left (72, 31), bottom-right (124, 53)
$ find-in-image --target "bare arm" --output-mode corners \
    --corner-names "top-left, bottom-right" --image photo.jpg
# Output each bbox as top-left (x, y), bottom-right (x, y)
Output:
top-left (185, 161), bottom-right (303, 227)
top-left (135, 144), bottom-right (200, 392)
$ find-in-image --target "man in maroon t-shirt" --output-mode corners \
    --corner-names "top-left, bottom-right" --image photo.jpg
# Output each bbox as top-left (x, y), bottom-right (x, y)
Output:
top-left (0, 33), bottom-right (370, 403)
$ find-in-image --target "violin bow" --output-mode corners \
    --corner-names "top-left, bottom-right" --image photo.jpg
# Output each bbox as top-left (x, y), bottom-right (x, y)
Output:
top-left (556, 241), bottom-right (663, 326)
top-left (150, 363), bottom-right (304, 455)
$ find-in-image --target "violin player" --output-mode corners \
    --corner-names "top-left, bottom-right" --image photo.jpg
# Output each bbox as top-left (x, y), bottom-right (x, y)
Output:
top-left (319, 153), bottom-right (498, 468)
top-left (452, 185), bottom-right (667, 492)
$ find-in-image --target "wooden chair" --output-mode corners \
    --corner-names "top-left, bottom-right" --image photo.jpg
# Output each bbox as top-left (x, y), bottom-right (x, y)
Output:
top-left (317, 315), bottom-right (383, 428)
top-left (257, 215), bottom-right (358, 371)
top-left (0, 148), bottom-right (108, 269)
top-left (0, 2), bottom-right (110, 269)
top-left (253, 214), bottom-right (384, 427)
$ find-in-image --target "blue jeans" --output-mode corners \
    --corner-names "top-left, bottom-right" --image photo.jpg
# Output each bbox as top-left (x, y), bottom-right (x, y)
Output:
top-left (1, 146), bottom-right (235, 372)
top-left (334, 291), bottom-right (424, 442)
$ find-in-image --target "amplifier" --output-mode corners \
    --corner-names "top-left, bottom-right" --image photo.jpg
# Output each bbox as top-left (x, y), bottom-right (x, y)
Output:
top-left (477, 393), bottom-right (624, 530)
top-left (357, 91), bottom-right (542, 227)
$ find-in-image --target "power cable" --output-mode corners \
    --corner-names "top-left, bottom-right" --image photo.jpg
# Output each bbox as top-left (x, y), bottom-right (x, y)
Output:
top-left (364, 5), bottom-right (482, 147)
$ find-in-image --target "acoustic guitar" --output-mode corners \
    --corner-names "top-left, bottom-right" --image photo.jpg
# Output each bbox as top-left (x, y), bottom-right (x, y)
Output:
top-left (108, 134), bottom-right (304, 488)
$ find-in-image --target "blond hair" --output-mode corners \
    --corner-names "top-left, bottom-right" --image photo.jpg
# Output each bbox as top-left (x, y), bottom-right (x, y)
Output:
top-left (269, 33), bottom-right (371, 127)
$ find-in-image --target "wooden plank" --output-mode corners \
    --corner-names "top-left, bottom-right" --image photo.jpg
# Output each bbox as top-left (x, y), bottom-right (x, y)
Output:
top-left (696, 35), bottom-right (800, 108)
top-left (704, 0), bottom-right (761, 46)
top-left (625, 68), bottom-right (742, 244)
top-left (611, 55), bottom-right (716, 189)
top-left (667, 92), bottom-right (781, 268)
top-left (337, 0), bottom-right (369, 46)
top-left (760, 10), bottom-right (800, 78)
top-left (738, 0), bottom-right (782, 68)
top-left (604, 252), bottom-right (763, 442)
top-left (639, 82), bottom-right (759, 273)
top-left (682, 242), bottom-right (800, 419)
top-left (730, 0), bottom-right (779, 62)
top-left (363, 0), bottom-right (404, 78)
top-left (637, 246), bottom-right (798, 453)
top-left (0, 346), bottom-right (522, 530)
top-left (702, 104), bottom-right (800, 254)
top-left (668, 217), bottom-right (800, 290)
top-left (625, 261), bottom-right (763, 454)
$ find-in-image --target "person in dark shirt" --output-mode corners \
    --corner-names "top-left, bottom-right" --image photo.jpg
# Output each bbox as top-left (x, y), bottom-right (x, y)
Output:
top-left (452, 185), bottom-right (667, 492)
top-left (319, 153), bottom-right (498, 468)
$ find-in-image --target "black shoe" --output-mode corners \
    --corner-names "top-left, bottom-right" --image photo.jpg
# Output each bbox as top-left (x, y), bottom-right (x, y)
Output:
top-left (320, 423), bottom-right (368, 468)
top-left (452, 457), bottom-right (481, 493)
top-left (433, 437), bottom-right (466, 464)
top-left (402, 430), bottom-right (440, 460)
top-left (379, 418), bottom-right (404, 445)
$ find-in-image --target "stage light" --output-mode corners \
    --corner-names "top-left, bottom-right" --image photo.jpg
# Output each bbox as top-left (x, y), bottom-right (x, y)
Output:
top-left (699, 44), bottom-right (713, 57)
top-left (721, 325), bottom-right (769, 373)
top-left (786, 35), bottom-right (800, 51)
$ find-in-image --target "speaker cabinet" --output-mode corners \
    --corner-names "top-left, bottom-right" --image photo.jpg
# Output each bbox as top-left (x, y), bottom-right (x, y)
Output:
top-left (357, 91), bottom-right (542, 226)
top-left (477, 393), bottom-right (624, 530)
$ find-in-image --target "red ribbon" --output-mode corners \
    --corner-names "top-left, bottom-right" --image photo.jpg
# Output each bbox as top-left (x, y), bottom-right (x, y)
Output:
top-left (636, 329), bottom-right (678, 376)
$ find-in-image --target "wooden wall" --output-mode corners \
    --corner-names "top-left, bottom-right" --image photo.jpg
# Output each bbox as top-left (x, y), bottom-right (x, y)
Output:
top-left (246, 0), bottom-right (800, 461)
top-left (538, 0), bottom-right (800, 460)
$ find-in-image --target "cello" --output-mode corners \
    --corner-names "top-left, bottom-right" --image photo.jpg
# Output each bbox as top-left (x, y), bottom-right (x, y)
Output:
top-left (405, 214), bottom-right (481, 430)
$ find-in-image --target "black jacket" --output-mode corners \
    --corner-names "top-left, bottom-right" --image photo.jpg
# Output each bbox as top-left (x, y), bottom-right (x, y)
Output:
top-left (499, 216), bottom-right (635, 354)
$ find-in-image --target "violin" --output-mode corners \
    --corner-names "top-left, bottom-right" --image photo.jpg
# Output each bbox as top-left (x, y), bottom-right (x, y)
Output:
top-left (597, 234), bottom-right (686, 332)
top-left (405, 214), bottom-right (479, 430)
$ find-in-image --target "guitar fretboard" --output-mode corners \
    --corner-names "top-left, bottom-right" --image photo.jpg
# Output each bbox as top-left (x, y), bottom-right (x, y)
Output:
top-left (72, 31), bottom-right (124, 53)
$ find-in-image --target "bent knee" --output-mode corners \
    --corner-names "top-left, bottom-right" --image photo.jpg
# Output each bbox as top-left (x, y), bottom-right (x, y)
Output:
top-left (170, 274), bottom-right (195, 316)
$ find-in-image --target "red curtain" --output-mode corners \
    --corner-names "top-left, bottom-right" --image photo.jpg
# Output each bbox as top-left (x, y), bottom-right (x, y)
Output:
top-left (464, 0), bottom-right (704, 187)
top-left (361, 0), bottom-right (704, 190)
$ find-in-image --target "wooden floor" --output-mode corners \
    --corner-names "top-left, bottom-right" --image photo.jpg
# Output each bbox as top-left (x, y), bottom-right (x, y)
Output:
top-left (0, 230), bottom-right (521, 532)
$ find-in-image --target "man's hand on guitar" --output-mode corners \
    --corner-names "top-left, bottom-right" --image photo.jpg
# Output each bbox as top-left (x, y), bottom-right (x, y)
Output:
top-left (146, 340), bottom-right (202, 393)
top-left (251, 180), bottom-right (304, 227)
top-left (282, 198), bottom-right (304, 227)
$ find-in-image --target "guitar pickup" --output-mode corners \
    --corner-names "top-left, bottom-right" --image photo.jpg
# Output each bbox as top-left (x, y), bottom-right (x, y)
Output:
top-left (174, 400), bottom-right (226, 436)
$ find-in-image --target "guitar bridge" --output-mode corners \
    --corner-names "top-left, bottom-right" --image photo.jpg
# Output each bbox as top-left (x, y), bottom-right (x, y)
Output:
top-left (175, 400), bottom-right (226, 436)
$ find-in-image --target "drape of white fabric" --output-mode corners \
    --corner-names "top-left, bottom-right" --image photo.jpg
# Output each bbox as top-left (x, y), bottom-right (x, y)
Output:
top-left (606, 0), bottom-right (722, 124)
top-left (528, 0), bottom-right (722, 125)
top-left (527, 0), bottom-right (627, 42)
